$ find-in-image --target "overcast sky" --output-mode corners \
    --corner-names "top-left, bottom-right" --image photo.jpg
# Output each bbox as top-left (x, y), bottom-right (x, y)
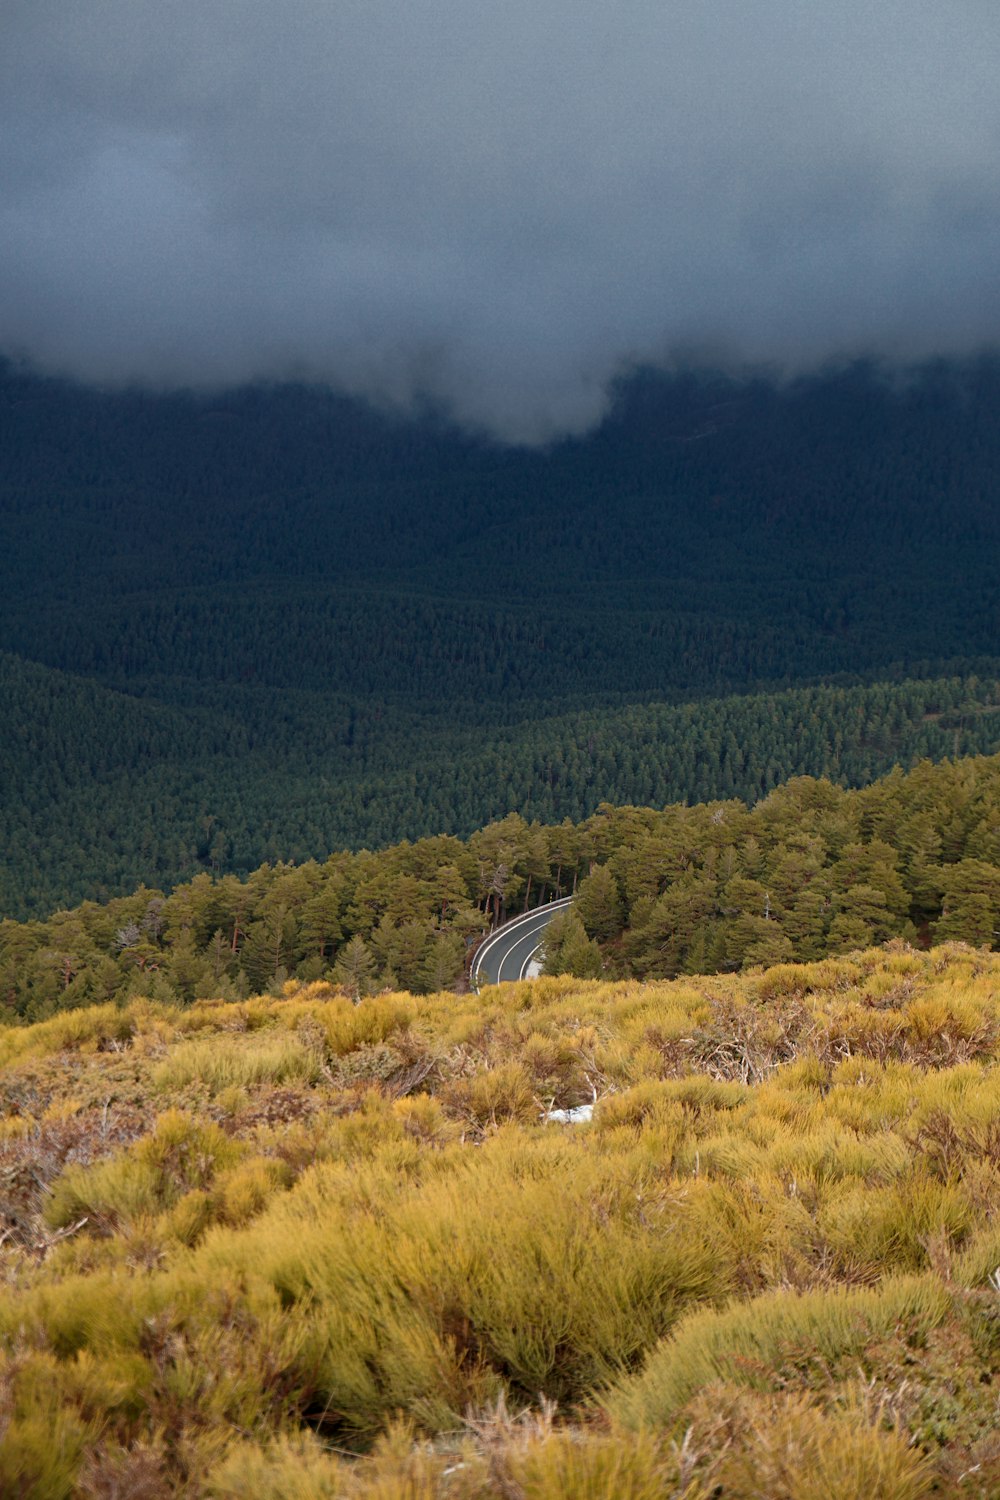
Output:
top-left (2, 2), bottom-right (999, 441)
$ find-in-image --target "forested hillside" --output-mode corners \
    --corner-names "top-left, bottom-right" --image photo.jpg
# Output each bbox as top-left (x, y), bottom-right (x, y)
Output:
top-left (3, 355), bottom-right (1000, 916)
top-left (6, 752), bottom-right (1000, 1021)
top-left (5, 658), bottom-right (1000, 919)
top-left (5, 356), bottom-right (1000, 621)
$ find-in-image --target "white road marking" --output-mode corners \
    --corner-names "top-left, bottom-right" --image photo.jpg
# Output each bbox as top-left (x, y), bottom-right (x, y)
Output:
top-left (518, 943), bottom-right (541, 981)
top-left (471, 896), bottom-right (573, 991)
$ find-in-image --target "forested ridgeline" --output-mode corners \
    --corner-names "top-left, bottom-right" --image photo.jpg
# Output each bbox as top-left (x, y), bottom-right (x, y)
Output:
top-left (4, 657), bottom-right (1000, 920)
top-left (4, 358), bottom-right (1000, 695)
top-left (2, 950), bottom-right (1000, 1492)
top-left (7, 750), bottom-right (1000, 1020)
top-left (6, 357), bottom-right (1000, 927)
top-left (4, 356), bottom-right (1000, 611)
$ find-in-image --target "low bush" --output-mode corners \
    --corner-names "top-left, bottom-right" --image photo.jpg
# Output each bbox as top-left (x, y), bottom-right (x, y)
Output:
top-left (44, 1110), bottom-right (244, 1235)
top-left (152, 1030), bottom-right (321, 1094)
top-left (0, 947), bottom-right (998, 1492)
top-left (607, 1276), bottom-right (951, 1430)
top-left (685, 1388), bottom-right (932, 1500)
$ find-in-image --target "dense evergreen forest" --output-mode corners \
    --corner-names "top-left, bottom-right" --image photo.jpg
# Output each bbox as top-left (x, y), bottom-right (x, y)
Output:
top-left (4, 656), bottom-right (1000, 918)
top-left (3, 356), bottom-right (1000, 917)
top-left (5, 751), bottom-right (1000, 1020)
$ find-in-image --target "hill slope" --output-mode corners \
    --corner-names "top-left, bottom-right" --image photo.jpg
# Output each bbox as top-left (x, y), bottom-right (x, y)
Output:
top-left (0, 948), bottom-right (998, 1493)
top-left (4, 655), bottom-right (1000, 918)
top-left (3, 356), bottom-right (1000, 912)
top-left (6, 751), bottom-right (1000, 1017)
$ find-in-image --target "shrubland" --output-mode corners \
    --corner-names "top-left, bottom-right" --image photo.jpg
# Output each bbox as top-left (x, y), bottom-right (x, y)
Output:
top-left (1, 945), bottom-right (1000, 1493)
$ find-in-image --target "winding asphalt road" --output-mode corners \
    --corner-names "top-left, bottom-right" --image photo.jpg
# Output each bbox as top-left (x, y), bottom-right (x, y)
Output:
top-left (471, 896), bottom-right (574, 990)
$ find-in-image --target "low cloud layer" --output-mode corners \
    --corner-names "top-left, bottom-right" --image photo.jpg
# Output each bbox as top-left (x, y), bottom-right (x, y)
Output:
top-left (3, 1), bottom-right (999, 440)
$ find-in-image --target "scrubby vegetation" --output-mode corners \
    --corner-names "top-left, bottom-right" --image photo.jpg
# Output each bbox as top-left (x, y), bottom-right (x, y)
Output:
top-left (8, 750), bottom-right (1000, 1019)
top-left (2, 945), bottom-right (1000, 1493)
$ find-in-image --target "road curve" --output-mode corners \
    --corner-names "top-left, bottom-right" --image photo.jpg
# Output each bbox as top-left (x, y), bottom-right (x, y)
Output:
top-left (471, 896), bottom-right (574, 990)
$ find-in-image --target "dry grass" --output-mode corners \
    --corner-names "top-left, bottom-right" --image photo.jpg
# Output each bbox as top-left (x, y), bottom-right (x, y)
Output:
top-left (0, 946), bottom-right (999, 1492)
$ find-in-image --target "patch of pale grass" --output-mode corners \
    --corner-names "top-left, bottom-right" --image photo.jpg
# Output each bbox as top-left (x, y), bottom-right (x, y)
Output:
top-left (153, 1031), bottom-right (320, 1094)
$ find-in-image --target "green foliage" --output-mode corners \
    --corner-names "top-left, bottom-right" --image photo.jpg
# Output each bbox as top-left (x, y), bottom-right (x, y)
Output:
top-left (8, 750), bottom-right (1000, 1015)
top-left (539, 908), bottom-right (603, 978)
top-left (5, 360), bottom-right (1000, 920)
top-left (4, 658), bottom-right (1000, 924)
top-left (13, 750), bottom-right (1000, 1020)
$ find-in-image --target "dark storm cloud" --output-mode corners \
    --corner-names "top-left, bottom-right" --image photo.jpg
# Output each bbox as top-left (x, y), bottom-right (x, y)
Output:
top-left (2, 1), bottom-right (999, 440)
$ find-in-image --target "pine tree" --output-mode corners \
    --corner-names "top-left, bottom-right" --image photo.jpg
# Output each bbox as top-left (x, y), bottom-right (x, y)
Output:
top-left (333, 935), bottom-right (377, 1002)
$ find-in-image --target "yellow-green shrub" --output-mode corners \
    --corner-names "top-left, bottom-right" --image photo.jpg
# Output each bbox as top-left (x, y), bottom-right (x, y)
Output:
top-left (206, 1434), bottom-right (347, 1499)
top-left (153, 1030), bottom-right (320, 1094)
top-left (310, 992), bottom-right (420, 1056)
top-left (188, 1134), bottom-right (734, 1431)
top-left (0, 1003), bottom-right (134, 1067)
top-left (817, 1174), bottom-right (973, 1276)
top-left (704, 1390), bottom-right (932, 1500)
top-left (391, 1094), bottom-right (460, 1147)
top-left (215, 1156), bottom-right (292, 1226)
top-left (608, 1276), bottom-right (951, 1429)
top-left (0, 1402), bottom-right (92, 1500)
top-left (442, 1060), bottom-right (538, 1130)
top-left (3, 947), bottom-right (1000, 1487)
top-left (952, 1225), bottom-right (1000, 1289)
top-left (45, 1110), bottom-right (243, 1231)
top-left (504, 1429), bottom-right (678, 1500)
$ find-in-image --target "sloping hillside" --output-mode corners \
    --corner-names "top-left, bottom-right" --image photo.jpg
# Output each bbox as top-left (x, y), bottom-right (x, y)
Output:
top-left (7, 749), bottom-right (1000, 1016)
top-left (1, 946), bottom-right (999, 1494)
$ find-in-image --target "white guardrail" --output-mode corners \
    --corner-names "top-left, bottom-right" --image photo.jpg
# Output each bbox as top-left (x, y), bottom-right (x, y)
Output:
top-left (470, 895), bottom-right (574, 992)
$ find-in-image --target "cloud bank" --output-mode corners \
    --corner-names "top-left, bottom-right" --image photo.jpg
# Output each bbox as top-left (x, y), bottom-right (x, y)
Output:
top-left (2, 1), bottom-right (999, 440)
